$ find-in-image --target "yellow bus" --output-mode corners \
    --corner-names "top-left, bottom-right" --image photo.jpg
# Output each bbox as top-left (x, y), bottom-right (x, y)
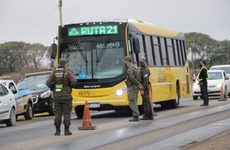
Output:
top-left (52, 19), bottom-right (190, 118)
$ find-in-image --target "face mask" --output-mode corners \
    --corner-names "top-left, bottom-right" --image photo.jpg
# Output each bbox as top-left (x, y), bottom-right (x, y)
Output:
top-left (140, 62), bottom-right (145, 68)
top-left (199, 64), bottom-right (202, 68)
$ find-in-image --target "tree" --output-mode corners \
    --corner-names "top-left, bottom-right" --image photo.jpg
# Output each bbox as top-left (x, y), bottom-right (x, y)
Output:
top-left (0, 42), bottom-right (28, 75)
top-left (185, 32), bottom-right (230, 69)
top-left (25, 43), bottom-right (49, 68)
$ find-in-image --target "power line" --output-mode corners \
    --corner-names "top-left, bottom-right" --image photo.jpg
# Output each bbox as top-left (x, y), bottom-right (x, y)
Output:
top-left (4, 6), bottom-right (58, 42)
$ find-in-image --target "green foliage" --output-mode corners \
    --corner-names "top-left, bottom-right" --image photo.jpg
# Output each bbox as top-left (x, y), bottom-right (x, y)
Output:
top-left (0, 42), bottom-right (51, 75)
top-left (185, 32), bottom-right (230, 70)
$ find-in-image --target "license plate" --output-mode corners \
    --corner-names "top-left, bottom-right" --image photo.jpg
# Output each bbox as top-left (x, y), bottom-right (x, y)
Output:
top-left (78, 90), bottom-right (96, 96)
top-left (88, 103), bottom-right (100, 108)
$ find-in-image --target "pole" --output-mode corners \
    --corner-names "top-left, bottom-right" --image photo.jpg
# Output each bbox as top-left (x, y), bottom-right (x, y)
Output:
top-left (56, 0), bottom-right (63, 66)
top-left (227, 54), bottom-right (229, 64)
top-left (58, 0), bottom-right (63, 26)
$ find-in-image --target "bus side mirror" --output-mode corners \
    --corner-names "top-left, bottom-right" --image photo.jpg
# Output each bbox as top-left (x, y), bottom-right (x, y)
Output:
top-left (133, 38), bottom-right (140, 54)
top-left (51, 43), bottom-right (57, 59)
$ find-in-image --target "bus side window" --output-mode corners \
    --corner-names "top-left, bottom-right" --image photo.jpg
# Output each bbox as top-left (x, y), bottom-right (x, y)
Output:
top-left (133, 38), bottom-right (140, 54)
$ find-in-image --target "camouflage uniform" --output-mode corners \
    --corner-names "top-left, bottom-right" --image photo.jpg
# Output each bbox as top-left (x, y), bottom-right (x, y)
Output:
top-left (46, 58), bottom-right (77, 136)
top-left (140, 60), bottom-right (153, 120)
top-left (124, 56), bottom-right (143, 122)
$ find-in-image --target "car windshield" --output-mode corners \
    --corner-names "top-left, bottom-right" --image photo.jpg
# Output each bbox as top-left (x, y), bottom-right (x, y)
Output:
top-left (211, 67), bottom-right (230, 74)
top-left (208, 72), bottom-right (223, 80)
top-left (17, 76), bottom-right (48, 90)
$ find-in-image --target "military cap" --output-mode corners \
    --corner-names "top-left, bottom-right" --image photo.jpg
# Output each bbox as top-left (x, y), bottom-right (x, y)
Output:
top-left (58, 58), bottom-right (67, 65)
top-left (123, 56), bottom-right (132, 62)
top-left (140, 56), bottom-right (146, 62)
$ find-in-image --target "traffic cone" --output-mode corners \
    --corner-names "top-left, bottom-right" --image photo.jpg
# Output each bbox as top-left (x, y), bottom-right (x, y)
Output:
top-left (78, 101), bottom-right (96, 130)
top-left (219, 85), bottom-right (226, 101)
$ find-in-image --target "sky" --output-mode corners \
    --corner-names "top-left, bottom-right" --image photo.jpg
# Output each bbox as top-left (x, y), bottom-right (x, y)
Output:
top-left (1, 0), bottom-right (229, 46)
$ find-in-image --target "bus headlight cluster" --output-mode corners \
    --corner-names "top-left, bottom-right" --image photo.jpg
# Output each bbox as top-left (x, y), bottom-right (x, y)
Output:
top-left (40, 90), bottom-right (51, 99)
top-left (115, 86), bottom-right (127, 96)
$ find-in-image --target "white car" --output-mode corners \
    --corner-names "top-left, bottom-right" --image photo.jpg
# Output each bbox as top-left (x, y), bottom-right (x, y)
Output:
top-left (210, 65), bottom-right (230, 76)
top-left (0, 83), bottom-right (16, 127)
top-left (192, 70), bottom-right (230, 100)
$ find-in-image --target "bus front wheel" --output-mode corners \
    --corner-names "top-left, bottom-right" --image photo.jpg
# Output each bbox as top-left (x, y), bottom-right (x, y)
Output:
top-left (75, 106), bottom-right (84, 119)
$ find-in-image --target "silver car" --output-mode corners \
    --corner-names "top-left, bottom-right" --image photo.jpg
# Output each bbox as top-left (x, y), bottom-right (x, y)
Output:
top-left (0, 83), bottom-right (16, 127)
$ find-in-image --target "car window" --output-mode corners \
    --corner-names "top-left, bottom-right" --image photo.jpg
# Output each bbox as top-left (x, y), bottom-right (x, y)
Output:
top-left (9, 82), bottom-right (17, 93)
top-left (211, 67), bottom-right (230, 74)
top-left (17, 75), bottom-right (49, 90)
top-left (0, 84), bottom-right (9, 96)
top-left (208, 72), bottom-right (222, 80)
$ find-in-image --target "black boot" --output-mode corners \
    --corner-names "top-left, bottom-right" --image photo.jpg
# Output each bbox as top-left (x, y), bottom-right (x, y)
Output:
top-left (140, 114), bottom-right (154, 120)
top-left (64, 126), bottom-right (72, 136)
top-left (129, 116), bottom-right (139, 122)
top-left (54, 124), bottom-right (61, 136)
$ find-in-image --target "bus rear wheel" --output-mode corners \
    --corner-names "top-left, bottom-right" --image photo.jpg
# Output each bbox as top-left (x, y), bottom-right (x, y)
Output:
top-left (170, 85), bottom-right (180, 108)
top-left (75, 106), bottom-right (84, 119)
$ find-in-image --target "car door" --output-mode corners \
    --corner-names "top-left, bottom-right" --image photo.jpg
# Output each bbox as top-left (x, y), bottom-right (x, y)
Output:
top-left (0, 83), bottom-right (14, 119)
top-left (8, 82), bottom-right (24, 114)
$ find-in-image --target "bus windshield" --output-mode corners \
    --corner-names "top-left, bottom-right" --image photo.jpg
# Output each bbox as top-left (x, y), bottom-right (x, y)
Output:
top-left (60, 40), bottom-right (125, 80)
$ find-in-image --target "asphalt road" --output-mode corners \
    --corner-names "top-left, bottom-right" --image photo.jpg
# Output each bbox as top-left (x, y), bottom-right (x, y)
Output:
top-left (0, 97), bottom-right (230, 150)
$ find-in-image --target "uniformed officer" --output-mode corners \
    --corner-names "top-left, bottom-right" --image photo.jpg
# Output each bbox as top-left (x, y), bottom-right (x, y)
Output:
top-left (139, 57), bottom-right (154, 120)
top-left (123, 56), bottom-right (144, 122)
top-left (46, 58), bottom-right (77, 136)
top-left (198, 60), bottom-right (209, 106)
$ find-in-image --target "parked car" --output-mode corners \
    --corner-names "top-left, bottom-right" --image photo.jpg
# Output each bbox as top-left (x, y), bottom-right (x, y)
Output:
top-left (0, 82), bottom-right (16, 127)
top-left (192, 70), bottom-right (230, 100)
top-left (17, 71), bottom-right (54, 116)
top-left (210, 65), bottom-right (230, 96)
top-left (210, 65), bottom-right (230, 75)
top-left (0, 78), bottom-right (33, 120)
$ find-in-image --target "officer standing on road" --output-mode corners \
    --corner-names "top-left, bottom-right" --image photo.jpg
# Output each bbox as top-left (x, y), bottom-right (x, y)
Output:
top-left (198, 59), bottom-right (209, 106)
top-left (123, 56), bottom-right (144, 122)
top-left (139, 57), bottom-right (156, 120)
top-left (46, 58), bottom-right (77, 136)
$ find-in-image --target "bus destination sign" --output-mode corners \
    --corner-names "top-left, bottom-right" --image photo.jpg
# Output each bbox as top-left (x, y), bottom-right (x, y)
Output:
top-left (68, 25), bottom-right (118, 36)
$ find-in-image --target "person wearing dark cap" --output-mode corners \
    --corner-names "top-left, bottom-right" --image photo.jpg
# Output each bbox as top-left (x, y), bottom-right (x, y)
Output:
top-left (139, 57), bottom-right (157, 120)
top-left (198, 59), bottom-right (209, 106)
top-left (123, 56), bottom-right (144, 122)
top-left (46, 58), bottom-right (77, 136)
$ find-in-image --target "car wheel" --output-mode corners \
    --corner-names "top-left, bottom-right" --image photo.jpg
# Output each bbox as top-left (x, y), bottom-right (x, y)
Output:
top-left (5, 108), bottom-right (16, 127)
top-left (193, 96), bottom-right (198, 100)
top-left (24, 103), bottom-right (33, 120)
top-left (48, 102), bottom-right (55, 116)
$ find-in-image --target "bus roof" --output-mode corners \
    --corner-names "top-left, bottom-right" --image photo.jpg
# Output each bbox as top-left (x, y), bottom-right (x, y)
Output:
top-left (127, 19), bottom-right (184, 39)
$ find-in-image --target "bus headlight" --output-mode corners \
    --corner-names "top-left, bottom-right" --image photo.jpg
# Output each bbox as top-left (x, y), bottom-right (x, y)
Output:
top-left (115, 86), bottom-right (127, 96)
top-left (40, 90), bottom-right (51, 98)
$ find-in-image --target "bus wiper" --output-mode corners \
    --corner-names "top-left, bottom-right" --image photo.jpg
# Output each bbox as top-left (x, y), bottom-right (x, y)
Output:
top-left (67, 40), bottom-right (88, 64)
top-left (96, 38), bottom-right (111, 62)
top-left (79, 48), bottom-right (88, 64)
